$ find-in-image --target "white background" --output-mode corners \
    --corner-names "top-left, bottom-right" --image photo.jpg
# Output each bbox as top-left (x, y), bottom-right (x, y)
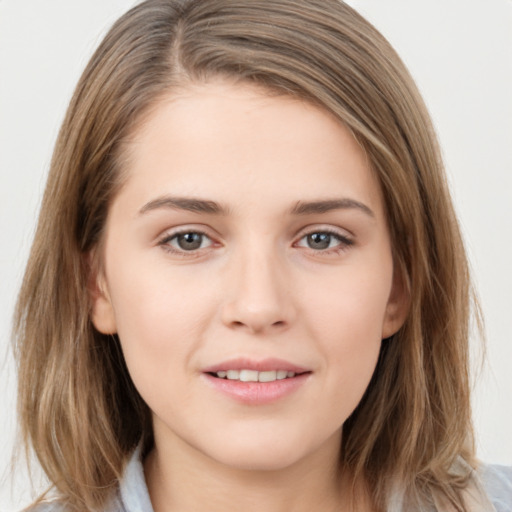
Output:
top-left (1, 1), bottom-right (511, 510)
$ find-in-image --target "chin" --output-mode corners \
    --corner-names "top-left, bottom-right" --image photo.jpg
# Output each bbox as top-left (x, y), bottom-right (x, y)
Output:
top-left (203, 432), bottom-right (329, 473)
top-left (215, 449), bottom-right (304, 472)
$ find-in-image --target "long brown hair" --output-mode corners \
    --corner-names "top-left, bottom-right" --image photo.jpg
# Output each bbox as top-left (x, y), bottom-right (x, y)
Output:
top-left (14, 1), bottom-right (478, 510)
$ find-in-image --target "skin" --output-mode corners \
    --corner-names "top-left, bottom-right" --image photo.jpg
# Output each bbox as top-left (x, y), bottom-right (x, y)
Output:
top-left (91, 81), bottom-right (408, 512)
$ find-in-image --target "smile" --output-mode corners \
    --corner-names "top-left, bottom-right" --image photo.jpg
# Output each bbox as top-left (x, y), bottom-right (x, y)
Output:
top-left (202, 359), bottom-right (311, 404)
top-left (212, 370), bottom-right (298, 382)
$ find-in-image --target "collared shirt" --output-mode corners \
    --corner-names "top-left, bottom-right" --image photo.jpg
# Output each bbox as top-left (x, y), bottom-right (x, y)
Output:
top-left (32, 445), bottom-right (512, 511)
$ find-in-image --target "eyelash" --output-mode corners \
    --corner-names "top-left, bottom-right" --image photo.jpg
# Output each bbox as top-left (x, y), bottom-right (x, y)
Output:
top-left (294, 229), bottom-right (354, 255)
top-left (158, 229), bottom-right (215, 257)
top-left (157, 228), bottom-right (354, 256)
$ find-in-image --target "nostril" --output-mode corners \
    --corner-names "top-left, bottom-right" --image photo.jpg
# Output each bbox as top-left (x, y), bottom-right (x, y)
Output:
top-left (228, 318), bottom-right (287, 333)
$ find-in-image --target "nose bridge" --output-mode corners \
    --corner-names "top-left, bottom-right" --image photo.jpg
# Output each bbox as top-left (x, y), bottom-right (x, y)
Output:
top-left (222, 237), bottom-right (292, 333)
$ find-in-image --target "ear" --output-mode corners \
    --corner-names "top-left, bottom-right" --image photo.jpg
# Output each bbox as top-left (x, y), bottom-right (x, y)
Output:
top-left (381, 264), bottom-right (410, 339)
top-left (86, 251), bottom-right (117, 335)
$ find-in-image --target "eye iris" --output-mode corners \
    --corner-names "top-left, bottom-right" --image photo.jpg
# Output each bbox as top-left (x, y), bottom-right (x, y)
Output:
top-left (177, 233), bottom-right (203, 250)
top-left (307, 233), bottom-right (332, 250)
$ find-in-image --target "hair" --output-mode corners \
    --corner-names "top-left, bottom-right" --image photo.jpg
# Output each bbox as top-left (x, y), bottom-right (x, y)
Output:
top-left (14, 0), bottom-right (480, 510)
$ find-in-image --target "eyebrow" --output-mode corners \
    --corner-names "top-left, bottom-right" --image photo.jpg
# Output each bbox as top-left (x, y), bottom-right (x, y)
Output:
top-left (139, 196), bottom-right (229, 216)
top-left (290, 198), bottom-right (374, 217)
top-left (138, 195), bottom-right (374, 218)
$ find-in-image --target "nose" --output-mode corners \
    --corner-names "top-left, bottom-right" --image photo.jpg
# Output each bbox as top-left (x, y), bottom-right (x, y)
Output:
top-left (221, 246), bottom-right (294, 335)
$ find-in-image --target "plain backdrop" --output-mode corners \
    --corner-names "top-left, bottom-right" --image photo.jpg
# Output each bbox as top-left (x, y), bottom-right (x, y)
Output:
top-left (1, 1), bottom-right (511, 510)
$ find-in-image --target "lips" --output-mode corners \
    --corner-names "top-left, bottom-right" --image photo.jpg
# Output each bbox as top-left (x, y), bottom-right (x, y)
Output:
top-left (202, 357), bottom-right (309, 375)
top-left (201, 358), bottom-right (311, 404)
top-left (213, 369), bottom-right (297, 382)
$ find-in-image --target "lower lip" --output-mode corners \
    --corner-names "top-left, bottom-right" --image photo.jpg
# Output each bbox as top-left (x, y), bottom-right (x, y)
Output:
top-left (202, 373), bottom-right (310, 405)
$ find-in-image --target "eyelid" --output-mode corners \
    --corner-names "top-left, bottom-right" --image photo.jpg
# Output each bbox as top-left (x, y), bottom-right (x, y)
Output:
top-left (155, 223), bottom-right (354, 257)
top-left (157, 225), bottom-right (220, 255)
top-left (294, 224), bottom-right (354, 241)
top-left (293, 225), bottom-right (355, 253)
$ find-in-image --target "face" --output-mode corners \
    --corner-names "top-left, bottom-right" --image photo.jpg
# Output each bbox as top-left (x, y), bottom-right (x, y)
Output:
top-left (91, 81), bottom-right (407, 472)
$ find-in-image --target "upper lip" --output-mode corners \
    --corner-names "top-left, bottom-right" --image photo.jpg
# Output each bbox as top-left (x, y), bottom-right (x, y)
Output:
top-left (202, 357), bottom-right (310, 374)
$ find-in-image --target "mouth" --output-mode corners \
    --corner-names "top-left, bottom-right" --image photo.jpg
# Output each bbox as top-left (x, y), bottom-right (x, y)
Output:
top-left (207, 369), bottom-right (307, 382)
top-left (202, 358), bottom-right (312, 404)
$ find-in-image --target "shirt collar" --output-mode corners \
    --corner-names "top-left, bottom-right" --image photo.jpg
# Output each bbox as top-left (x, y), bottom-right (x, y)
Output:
top-left (119, 444), bottom-right (155, 512)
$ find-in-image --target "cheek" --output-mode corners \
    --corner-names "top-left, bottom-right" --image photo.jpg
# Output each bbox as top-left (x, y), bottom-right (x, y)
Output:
top-left (104, 257), bottom-right (218, 389)
top-left (315, 309), bottom-right (383, 430)
top-left (299, 259), bottom-right (392, 407)
top-left (301, 259), bottom-right (392, 343)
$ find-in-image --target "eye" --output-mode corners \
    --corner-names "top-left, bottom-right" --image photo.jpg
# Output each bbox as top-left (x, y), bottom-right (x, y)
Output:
top-left (295, 230), bottom-right (353, 251)
top-left (160, 231), bottom-right (213, 252)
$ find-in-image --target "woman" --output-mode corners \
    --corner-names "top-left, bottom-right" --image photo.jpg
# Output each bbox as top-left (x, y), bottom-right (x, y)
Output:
top-left (13, 1), bottom-right (511, 510)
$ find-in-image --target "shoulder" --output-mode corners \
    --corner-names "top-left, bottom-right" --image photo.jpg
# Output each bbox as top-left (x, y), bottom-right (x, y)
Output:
top-left (479, 464), bottom-right (512, 512)
top-left (21, 446), bottom-right (147, 512)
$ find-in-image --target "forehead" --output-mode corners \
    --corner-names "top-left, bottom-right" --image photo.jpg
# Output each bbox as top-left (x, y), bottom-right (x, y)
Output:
top-left (117, 80), bottom-right (384, 218)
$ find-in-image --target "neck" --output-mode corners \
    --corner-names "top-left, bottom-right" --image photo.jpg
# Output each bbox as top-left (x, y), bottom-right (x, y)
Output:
top-left (144, 430), bottom-right (357, 512)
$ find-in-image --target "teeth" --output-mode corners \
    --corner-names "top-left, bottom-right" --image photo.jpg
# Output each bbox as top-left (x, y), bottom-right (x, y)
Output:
top-left (259, 370), bottom-right (277, 382)
top-left (215, 369), bottom-right (299, 382)
top-left (239, 370), bottom-right (259, 382)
